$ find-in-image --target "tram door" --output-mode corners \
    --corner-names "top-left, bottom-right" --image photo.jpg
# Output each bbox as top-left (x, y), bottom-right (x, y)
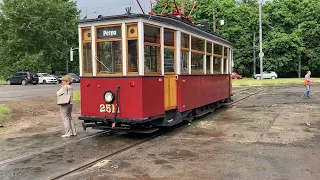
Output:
top-left (163, 29), bottom-right (177, 111)
top-left (164, 58), bottom-right (177, 111)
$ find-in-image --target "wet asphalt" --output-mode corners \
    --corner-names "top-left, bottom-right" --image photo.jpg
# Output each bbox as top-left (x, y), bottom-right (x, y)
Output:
top-left (0, 86), bottom-right (261, 180)
top-left (3, 85), bottom-right (317, 179)
top-left (0, 131), bottom-right (148, 180)
top-left (0, 84), bottom-right (80, 101)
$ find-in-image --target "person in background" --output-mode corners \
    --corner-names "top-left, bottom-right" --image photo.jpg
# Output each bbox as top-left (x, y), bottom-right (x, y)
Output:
top-left (56, 75), bottom-right (76, 137)
top-left (302, 70), bottom-right (312, 99)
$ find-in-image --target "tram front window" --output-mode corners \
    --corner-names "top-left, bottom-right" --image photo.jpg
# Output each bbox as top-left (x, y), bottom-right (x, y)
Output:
top-left (97, 41), bottom-right (122, 73)
top-left (128, 40), bottom-right (138, 72)
top-left (83, 42), bottom-right (92, 73)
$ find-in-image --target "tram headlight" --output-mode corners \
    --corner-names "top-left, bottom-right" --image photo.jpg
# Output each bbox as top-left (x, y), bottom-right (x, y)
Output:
top-left (103, 91), bottom-right (114, 103)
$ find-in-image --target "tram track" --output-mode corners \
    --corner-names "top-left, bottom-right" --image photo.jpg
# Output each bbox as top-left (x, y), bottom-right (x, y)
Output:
top-left (51, 86), bottom-right (271, 180)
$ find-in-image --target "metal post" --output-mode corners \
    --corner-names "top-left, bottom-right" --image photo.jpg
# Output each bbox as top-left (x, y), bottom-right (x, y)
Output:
top-left (259, 1), bottom-right (263, 80)
top-left (253, 32), bottom-right (256, 75)
top-left (298, 24), bottom-right (301, 78)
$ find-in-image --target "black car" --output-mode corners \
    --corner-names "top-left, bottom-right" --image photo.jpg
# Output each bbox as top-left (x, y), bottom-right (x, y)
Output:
top-left (7, 72), bottom-right (39, 85)
top-left (68, 73), bottom-right (80, 83)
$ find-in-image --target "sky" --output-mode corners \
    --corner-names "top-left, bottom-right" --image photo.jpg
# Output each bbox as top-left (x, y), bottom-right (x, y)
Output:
top-left (0, 0), bottom-right (152, 18)
top-left (77, 0), bottom-right (152, 19)
top-left (0, 0), bottom-right (270, 19)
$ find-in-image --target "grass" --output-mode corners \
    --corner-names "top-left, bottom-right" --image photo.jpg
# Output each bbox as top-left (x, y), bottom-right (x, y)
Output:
top-left (73, 91), bottom-right (80, 103)
top-left (232, 78), bottom-right (320, 87)
top-left (0, 106), bottom-right (11, 118)
top-left (0, 127), bottom-right (9, 132)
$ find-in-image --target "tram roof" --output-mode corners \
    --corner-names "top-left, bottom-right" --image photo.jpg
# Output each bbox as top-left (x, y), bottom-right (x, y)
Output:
top-left (77, 13), bottom-right (233, 47)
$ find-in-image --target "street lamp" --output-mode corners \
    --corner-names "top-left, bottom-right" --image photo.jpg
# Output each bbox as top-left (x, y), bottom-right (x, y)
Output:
top-left (259, 0), bottom-right (264, 80)
top-left (67, 47), bottom-right (79, 73)
top-left (70, 47), bottom-right (79, 62)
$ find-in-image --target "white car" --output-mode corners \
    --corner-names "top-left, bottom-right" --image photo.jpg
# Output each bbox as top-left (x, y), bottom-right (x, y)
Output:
top-left (254, 71), bottom-right (278, 80)
top-left (37, 73), bottom-right (58, 84)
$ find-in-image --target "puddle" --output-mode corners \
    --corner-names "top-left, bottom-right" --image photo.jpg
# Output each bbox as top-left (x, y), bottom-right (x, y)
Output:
top-left (154, 159), bottom-right (169, 165)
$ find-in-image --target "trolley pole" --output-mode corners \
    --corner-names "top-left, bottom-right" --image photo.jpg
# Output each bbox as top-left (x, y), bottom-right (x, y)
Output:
top-left (259, 1), bottom-right (264, 80)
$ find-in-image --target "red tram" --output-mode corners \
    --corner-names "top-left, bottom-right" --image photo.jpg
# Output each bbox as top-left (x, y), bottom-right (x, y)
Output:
top-left (77, 3), bottom-right (233, 133)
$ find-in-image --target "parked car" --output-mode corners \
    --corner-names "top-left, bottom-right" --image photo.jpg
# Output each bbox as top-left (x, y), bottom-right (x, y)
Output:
top-left (6, 71), bottom-right (39, 85)
top-left (68, 73), bottom-right (80, 83)
top-left (56, 75), bottom-right (62, 83)
top-left (253, 71), bottom-right (278, 79)
top-left (49, 74), bottom-right (61, 83)
top-left (231, 72), bottom-right (242, 79)
top-left (37, 73), bottom-right (58, 84)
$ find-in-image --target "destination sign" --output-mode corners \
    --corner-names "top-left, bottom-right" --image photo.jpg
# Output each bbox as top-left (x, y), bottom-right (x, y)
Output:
top-left (97, 27), bottom-right (121, 39)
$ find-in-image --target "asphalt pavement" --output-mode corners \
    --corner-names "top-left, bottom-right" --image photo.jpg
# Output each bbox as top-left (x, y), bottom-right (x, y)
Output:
top-left (0, 84), bottom-right (80, 101)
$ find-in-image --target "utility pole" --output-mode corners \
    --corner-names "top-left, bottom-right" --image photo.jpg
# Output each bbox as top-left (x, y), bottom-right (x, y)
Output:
top-left (181, 0), bottom-right (185, 14)
top-left (259, 1), bottom-right (264, 80)
top-left (64, 20), bottom-right (69, 74)
top-left (213, 8), bottom-right (216, 32)
top-left (85, 7), bottom-right (87, 19)
top-left (298, 24), bottom-right (301, 78)
top-left (253, 32), bottom-right (256, 75)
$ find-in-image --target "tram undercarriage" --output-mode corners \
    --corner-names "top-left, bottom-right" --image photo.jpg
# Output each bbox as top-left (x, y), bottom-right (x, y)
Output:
top-left (80, 97), bottom-right (232, 133)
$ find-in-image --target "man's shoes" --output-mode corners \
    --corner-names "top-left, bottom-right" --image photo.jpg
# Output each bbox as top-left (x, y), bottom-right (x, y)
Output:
top-left (61, 134), bottom-right (71, 138)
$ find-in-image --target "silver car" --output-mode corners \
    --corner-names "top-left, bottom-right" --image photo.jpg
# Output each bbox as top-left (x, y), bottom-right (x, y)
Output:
top-left (254, 71), bottom-right (278, 79)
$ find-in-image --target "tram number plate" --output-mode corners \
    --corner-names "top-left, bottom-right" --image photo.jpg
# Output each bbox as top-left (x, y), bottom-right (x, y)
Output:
top-left (100, 104), bottom-right (120, 113)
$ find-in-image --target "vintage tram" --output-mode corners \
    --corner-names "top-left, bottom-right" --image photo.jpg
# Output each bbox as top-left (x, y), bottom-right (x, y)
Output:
top-left (77, 3), bottom-right (233, 133)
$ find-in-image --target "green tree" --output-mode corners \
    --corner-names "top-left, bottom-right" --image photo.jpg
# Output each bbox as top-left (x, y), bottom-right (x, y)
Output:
top-left (0, 0), bottom-right (80, 78)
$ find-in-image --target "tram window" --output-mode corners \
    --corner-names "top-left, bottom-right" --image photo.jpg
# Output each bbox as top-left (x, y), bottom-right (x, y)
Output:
top-left (83, 43), bottom-right (92, 73)
top-left (164, 29), bottom-right (174, 47)
top-left (128, 40), bottom-right (138, 72)
top-left (180, 51), bottom-right (189, 73)
top-left (191, 53), bottom-right (203, 74)
top-left (181, 33), bottom-right (189, 48)
top-left (214, 44), bottom-right (223, 55)
top-left (144, 45), bottom-right (160, 73)
top-left (213, 57), bottom-right (221, 74)
top-left (97, 41), bottom-right (122, 73)
top-left (224, 47), bottom-right (228, 57)
top-left (207, 42), bottom-right (212, 54)
top-left (206, 56), bottom-right (211, 74)
top-left (164, 49), bottom-right (174, 73)
top-left (191, 36), bottom-right (205, 52)
top-left (144, 25), bottom-right (160, 44)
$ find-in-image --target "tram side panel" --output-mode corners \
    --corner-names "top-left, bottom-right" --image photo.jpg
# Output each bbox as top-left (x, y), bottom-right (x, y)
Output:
top-left (80, 77), bottom-right (164, 120)
top-left (141, 76), bottom-right (164, 118)
top-left (177, 75), bottom-right (231, 112)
